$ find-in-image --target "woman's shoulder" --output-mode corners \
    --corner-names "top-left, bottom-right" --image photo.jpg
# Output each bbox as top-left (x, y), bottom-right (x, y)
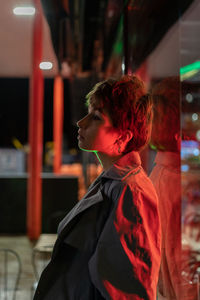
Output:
top-left (101, 178), bottom-right (123, 200)
top-left (122, 166), bottom-right (154, 189)
top-left (102, 166), bottom-right (151, 190)
top-left (121, 169), bottom-right (159, 206)
top-left (102, 169), bottom-right (155, 202)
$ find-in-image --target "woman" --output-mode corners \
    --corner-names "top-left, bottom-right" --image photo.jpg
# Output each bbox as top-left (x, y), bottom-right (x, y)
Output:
top-left (34, 75), bottom-right (161, 300)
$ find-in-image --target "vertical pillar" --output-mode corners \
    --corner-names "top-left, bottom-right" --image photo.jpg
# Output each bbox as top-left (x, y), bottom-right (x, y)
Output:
top-left (53, 75), bottom-right (64, 173)
top-left (27, 0), bottom-right (44, 240)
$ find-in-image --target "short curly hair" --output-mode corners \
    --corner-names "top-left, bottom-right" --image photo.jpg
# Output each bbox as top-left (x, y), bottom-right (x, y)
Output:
top-left (86, 75), bottom-right (153, 153)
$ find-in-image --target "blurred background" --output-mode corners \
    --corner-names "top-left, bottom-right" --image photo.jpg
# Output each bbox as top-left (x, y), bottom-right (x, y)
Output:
top-left (0, 0), bottom-right (200, 298)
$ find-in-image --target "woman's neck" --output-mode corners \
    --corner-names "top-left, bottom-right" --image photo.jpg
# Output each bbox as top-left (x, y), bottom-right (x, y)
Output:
top-left (95, 151), bottom-right (122, 170)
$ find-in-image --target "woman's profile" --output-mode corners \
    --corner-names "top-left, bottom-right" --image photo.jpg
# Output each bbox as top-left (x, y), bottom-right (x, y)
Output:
top-left (34, 75), bottom-right (161, 300)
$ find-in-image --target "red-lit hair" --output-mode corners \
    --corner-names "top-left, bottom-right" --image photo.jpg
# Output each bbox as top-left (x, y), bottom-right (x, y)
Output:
top-left (150, 77), bottom-right (180, 152)
top-left (86, 75), bottom-right (153, 152)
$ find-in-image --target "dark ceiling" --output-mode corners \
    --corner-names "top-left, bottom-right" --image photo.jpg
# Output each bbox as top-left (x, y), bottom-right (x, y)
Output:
top-left (41, 0), bottom-right (194, 74)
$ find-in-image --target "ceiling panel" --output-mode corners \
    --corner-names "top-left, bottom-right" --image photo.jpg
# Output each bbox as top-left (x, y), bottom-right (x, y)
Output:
top-left (0, 0), bottom-right (199, 78)
top-left (0, 0), bottom-right (58, 77)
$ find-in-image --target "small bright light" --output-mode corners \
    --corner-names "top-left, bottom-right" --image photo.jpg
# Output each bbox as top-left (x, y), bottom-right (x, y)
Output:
top-left (193, 148), bottom-right (200, 156)
top-left (186, 93), bottom-right (193, 103)
top-left (196, 130), bottom-right (200, 141)
top-left (122, 63), bottom-right (125, 72)
top-left (192, 113), bottom-right (198, 121)
top-left (39, 62), bottom-right (53, 70)
top-left (13, 6), bottom-right (35, 16)
top-left (181, 165), bottom-right (189, 172)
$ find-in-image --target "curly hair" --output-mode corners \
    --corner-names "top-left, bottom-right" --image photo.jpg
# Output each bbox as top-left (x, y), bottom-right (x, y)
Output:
top-left (86, 75), bottom-right (153, 152)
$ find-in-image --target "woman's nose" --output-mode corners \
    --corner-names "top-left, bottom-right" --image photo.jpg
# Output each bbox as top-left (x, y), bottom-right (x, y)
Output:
top-left (76, 119), bottom-right (81, 128)
top-left (77, 115), bottom-right (88, 128)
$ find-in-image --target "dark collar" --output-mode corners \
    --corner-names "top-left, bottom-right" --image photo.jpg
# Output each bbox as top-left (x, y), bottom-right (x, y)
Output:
top-left (102, 151), bottom-right (141, 181)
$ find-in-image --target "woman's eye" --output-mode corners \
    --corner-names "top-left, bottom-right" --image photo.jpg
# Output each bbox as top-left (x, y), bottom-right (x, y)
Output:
top-left (92, 114), bottom-right (101, 120)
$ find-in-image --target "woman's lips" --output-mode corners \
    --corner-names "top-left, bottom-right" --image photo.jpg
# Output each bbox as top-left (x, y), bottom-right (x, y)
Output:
top-left (78, 135), bottom-right (84, 140)
top-left (78, 131), bottom-right (84, 140)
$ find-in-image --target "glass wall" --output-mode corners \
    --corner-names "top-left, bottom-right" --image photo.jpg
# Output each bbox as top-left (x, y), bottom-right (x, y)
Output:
top-left (180, 0), bottom-right (200, 299)
top-left (121, 0), bottom-right (200, 298)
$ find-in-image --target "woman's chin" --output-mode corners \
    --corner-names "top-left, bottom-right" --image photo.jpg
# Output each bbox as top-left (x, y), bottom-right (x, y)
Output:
top-left (78, 143), bottom-right (96, 153)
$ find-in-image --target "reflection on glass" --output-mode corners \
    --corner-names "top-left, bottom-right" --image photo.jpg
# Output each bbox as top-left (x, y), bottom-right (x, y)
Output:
top-left (181, 1), bottom-right (200, 295)
top-left (149, 73), bottom-right (200, 299)
top-left (150, 77), bottom-right (182, 299)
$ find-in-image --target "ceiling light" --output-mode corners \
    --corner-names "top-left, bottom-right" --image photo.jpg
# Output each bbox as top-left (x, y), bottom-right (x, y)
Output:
top-left (13, 6), bottom-right (35, 16)
top-left (39, 62), bottom-right (53, 70)
top-left (121, 63), bottom-right (125, 73)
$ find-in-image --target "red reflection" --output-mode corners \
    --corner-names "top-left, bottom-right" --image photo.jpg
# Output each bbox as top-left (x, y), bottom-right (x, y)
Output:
top-left (150, 77), bottom-right (199, 299)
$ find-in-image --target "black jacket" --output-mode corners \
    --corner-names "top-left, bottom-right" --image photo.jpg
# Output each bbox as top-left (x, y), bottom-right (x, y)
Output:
top-left (34, 151), bottom-right (161, 300)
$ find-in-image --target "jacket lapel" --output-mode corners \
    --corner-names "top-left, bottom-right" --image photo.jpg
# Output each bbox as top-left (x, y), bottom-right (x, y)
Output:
top-left (52, 183), bottom-right (105, 258)
top-left (63, 188), bottom-right (103, 227)
top-left (58, 178), bottom-right (103, 231)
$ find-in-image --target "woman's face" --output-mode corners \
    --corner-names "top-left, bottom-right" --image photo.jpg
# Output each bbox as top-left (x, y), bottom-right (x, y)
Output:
top-left (77, 105), bottom-right (120, 154)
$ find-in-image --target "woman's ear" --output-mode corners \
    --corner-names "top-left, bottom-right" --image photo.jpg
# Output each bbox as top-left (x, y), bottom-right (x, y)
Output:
top-left (125, 130), bottom-right (133, 142)
top-left (120, 130), bottom-right (133, 144)
top-left (117, 130), bottom-right (133, 153)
